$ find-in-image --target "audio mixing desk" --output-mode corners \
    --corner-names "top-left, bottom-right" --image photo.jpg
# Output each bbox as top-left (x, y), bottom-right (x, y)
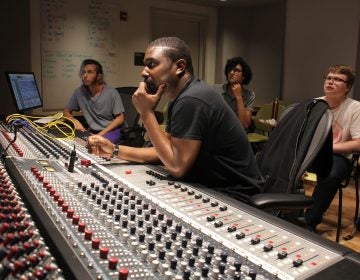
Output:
top-left (1, 123), bottom-right (360, 279)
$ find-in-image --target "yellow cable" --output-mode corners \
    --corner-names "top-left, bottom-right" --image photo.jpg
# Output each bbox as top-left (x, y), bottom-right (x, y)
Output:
top-left (5, 113), bottom-right (76, 140)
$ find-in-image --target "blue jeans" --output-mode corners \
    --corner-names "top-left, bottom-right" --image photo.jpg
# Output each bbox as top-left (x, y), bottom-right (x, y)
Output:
top-left (305, 154), bottom-right (351, 227)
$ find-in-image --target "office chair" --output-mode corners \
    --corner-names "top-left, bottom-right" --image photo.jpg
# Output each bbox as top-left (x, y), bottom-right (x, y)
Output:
top-left (247, 99), bottom-right (286, 154)
top-left (116, 87), bottom-right (165, 147)
top-left (116, 87), bottom-right (146, 147)
top-left (248, 99), bottom-right (333, 219)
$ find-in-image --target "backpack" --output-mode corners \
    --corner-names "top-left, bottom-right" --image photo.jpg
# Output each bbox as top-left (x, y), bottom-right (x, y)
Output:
top-left (256, 98), bottom-right (333, 194)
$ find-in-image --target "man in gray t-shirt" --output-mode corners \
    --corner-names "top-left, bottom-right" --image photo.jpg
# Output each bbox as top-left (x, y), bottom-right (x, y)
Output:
top-left (64, 59), bottom-right (125, 143)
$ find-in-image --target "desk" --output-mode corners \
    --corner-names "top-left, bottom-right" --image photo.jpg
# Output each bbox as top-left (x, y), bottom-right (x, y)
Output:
top-left (247, 132), bottom-right (268, 143)
top-left (247, 132), bottom-right (268, 154)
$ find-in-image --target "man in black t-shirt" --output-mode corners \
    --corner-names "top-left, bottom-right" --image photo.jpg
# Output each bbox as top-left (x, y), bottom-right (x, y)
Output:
top-left (87, 37), bottom-right (263, 202)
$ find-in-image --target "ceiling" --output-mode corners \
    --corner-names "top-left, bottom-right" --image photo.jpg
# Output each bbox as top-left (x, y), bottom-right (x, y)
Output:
top-left (170, 0), bottom-right (282, 8)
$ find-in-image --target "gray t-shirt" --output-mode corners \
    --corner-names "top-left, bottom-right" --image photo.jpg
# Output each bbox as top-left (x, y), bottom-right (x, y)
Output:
top-left (221, 84), bottom-right (255, 113)
top-left (66, 85), bottom-right (125, 131)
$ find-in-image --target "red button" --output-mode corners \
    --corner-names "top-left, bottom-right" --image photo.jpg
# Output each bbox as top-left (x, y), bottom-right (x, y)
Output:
top-left (78, 222), bottom-right (86, 232)
top-left (13, 260), bottom-right (25, 273)
top-left (81, 159), bottom-right (91, 167)
top-left (72, 215), bottom-right (80, 225)
top-left (108, 257), bottom-right (118, 270)
top-left (92, 237), bottom-right (101, 249)
top-left (118, 267), bottom-right (129, 279)
top-left (53, 193), bottom-right (60, 201)
top-left (84, 229), bottom-right (92, 240)
top-left (44, 264), bottom-right (54, 272)
top-left (62, 203), bottom-right (68, 212)
top-left (58, 198), bottom-right (64, 206)
top-left (100, 247), bottom-right (109, 259)
top-left (66, 209), bottom-right (74, 218)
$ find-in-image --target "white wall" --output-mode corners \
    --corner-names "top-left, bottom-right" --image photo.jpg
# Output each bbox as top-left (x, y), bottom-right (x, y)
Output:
top-left (115, 0), bottom-right (216, 86)
top-left (215, 2), bottom-right (286, 105)
top-left (283, 0), bottom-right (360, 103)
top-left (2, 0), bottom-right (359, 115)
top-left (30, 0), bottom-right (217, 108)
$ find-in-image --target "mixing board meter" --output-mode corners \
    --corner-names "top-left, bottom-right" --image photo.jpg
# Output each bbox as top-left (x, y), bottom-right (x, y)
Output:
top-left (1, 122), bottom-right (360, 279)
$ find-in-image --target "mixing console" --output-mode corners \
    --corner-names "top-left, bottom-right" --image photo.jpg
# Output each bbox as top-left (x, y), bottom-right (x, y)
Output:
top-left (1, 122), bottom-right (360, 279)
top-left (0, 161), bottom-right (63, 279)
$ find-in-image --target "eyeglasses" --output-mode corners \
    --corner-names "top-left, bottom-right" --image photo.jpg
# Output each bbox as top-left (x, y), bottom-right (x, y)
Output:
top-left (81, 70), bottom-right (96, 75)
top-left (323, 76), bottom-right (347, 84)
top-left (230, 67), bottom-right (242, 74)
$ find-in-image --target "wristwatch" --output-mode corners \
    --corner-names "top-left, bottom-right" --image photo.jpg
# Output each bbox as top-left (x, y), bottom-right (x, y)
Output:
top-left (112, 145), bottom-right (119, 158)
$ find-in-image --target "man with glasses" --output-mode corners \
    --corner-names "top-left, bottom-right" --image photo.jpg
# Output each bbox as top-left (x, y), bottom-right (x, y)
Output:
top-left (220, 57), bottom-right (255, 131)
top-left (63, 59), bottom-right (125, 144)
top-left (304, 64), bottom-right (359, 232)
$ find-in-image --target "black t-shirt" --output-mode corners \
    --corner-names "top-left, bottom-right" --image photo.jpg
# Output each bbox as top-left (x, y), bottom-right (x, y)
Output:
top-left (166, 78), bottom-right (264, 202)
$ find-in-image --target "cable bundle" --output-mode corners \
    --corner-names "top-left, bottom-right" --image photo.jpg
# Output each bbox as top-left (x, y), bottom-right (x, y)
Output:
top-left (5, 112), bottom-right (76, 140)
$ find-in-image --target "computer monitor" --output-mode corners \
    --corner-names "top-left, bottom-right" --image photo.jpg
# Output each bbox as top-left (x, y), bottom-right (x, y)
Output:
top-left (5, 72), bottom-right (43, 113)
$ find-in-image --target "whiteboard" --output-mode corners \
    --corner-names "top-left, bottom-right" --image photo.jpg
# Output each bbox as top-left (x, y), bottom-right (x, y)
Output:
top-left (40, 0), bottom-right (121, 110)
